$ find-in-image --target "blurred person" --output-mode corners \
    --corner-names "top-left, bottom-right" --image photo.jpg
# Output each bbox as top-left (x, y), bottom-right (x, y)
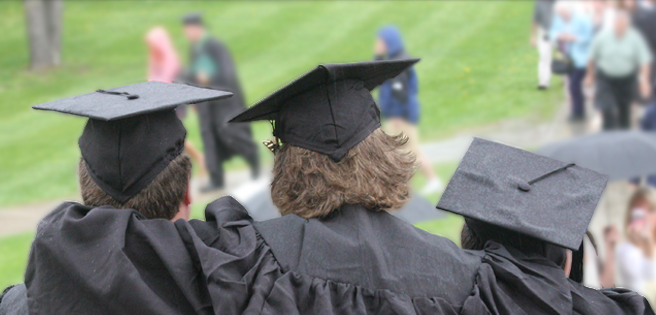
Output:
top-left (585, 9), bottom-right (653, 130)
top-left (589, 0), bottom-right (610, 32)
top-left (550, 1), bottom-right (595, 121)
top-left (146, 26), bottom-right (208, 178)
top-left (601, 189), bottom-right (656, 303)
top-left (374, 25), bottom-right (443, 195)
top-left (618, 189), bottom-right (656, 294)
top-left (182, 13), bottom-right (259, 192)
top-left (628, 0), bottom-right (656, 99)
top-left (531, 0), bottom-right (556, 90)
top-left (146, 26), bottom-right (180, 84)
top-left (0, 83), bottom-right (227, 313)
top-left (602, 0), bottom-right (620, 33)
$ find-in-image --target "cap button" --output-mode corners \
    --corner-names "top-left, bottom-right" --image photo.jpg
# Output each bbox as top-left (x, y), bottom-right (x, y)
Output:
top-left (518, 182), bottom-right (531, 192)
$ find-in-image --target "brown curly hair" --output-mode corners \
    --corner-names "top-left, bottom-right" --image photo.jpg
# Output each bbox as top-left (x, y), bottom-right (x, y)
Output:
top-left (79, 153), bottom-right (192, 220)
top-left (271, 128), bottom-right (417, 219)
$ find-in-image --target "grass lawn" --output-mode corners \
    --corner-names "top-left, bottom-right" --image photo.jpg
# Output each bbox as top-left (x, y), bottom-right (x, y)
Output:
top-left (0, 1), bottom-right (560, 208)
top-left (0, 233), bottom-right (33, 290)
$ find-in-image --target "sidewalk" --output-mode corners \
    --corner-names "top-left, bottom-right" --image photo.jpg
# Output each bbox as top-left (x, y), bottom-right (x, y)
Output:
top-left (0, 101), bottom-right (575, 237)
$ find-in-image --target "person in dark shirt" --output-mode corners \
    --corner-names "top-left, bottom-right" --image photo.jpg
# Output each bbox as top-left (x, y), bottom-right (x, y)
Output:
top-left (182, 13), bottom-right (260, 192)
top-left (0, 82), bottom-right (229, 314)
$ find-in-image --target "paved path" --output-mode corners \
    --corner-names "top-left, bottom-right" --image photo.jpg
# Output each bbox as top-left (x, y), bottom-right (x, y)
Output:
top-left (0, 101), bottom-right (579, 237)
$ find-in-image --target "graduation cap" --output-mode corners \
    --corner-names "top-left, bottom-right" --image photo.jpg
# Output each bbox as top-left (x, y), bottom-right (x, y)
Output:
top-left (229, 59), bottom-right (419, 162)
top-left (436, 138), bottom-right (608, 251)
top-left (33, 81), bottom-right (232, 203)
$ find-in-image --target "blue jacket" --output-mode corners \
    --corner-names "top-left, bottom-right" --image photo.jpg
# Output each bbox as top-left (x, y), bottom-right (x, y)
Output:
top-left (549, 12), bottom-right (594, 69)
top-left (377, 26), bottom-right (420, 124)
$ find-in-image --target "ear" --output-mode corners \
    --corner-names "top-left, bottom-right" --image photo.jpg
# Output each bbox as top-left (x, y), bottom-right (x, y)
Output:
top-left (564, 250), bottom-right (573, 278)
top-left (184, 187), bottom-right (192, 207)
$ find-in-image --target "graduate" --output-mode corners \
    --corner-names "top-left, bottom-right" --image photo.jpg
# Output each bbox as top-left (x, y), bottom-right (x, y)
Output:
top-left (439, 138), bottom-right (655, 314)
top-left (3, 61), bottom-right (652, 314)
top-left (0, 81), bottom-right (232, 314)
top-left (182, 13), bottom-right (260, 192)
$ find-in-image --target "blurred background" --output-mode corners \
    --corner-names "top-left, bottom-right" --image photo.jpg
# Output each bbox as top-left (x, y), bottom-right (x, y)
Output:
top-left (1, 0), bottom-right (656, 304)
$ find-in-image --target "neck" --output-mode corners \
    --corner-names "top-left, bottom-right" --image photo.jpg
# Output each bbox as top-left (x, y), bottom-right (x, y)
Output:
top-left (170, 203), bottom-right (190, 222)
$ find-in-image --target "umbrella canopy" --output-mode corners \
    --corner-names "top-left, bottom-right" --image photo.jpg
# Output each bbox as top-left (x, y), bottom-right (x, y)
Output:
top-left (537, 131), bottom-right (656, 181)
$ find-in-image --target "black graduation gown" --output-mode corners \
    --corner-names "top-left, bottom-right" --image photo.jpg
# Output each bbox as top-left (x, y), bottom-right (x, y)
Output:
top-left (20, 197), bottom-right (654, 314)
top-left (0, 284), bottom-right (28, 315)
top-left (190, 36), bottom-right (258, 186)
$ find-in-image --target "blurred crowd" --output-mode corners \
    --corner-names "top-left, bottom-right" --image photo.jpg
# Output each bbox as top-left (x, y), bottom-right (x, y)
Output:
top-left (531, 0), bottom-right (656, 303)
top-left (532, 0), bottom-right (655, 128)
top-left (144, 14), bottom-right (444, 197)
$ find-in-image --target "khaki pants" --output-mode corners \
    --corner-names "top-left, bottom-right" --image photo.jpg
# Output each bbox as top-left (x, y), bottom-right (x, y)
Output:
top-left (537, 27), bottom-right (552, 87)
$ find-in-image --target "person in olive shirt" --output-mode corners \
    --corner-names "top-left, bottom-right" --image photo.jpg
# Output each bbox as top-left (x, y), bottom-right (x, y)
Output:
top-left (585, 9), bottom-right (653, 130)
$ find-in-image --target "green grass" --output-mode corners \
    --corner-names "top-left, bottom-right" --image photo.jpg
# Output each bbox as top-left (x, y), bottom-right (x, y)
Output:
top-left (0, 1), bottom-right (560, 207)
top-left (0, 233), bottom-right (33, 290)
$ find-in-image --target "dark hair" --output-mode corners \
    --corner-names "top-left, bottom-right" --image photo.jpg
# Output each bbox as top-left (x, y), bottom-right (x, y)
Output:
top-left (461, 219), bottom-right (568, 269)
top-left (271, 128), bottom-right (417, 219)
top-left (79, 154), bottom-right (192, 219)
top-left (461, 222), bottom-right (487, 250)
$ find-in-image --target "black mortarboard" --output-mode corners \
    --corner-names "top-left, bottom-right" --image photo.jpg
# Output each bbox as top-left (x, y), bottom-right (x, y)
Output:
top-left (229, 59), bottom-right (419, 161)
top-left (182, 12), bottom-right (203, 26)
top-left (33, 81), bottom-right (232, 203)
top-left (437, 138), bottom-right (608, 250)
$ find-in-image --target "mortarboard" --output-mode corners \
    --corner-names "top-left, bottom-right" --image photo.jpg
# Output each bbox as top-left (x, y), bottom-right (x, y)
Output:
top-left (229, 59), bottom-right (419, 161)
top-left (436, 138), bottom-right (608, 250)
top-left (182, 13), bottom-right (203, 26)
top-left (33, 81), bottom-right (232, 203)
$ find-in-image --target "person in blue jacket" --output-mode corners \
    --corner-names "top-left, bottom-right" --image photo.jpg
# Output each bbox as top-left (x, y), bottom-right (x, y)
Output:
top-left (374, 25), bottom-right (443, 195)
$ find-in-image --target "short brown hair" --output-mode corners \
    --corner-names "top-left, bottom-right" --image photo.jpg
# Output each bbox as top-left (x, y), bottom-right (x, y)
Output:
top-left (271, 128), bottom-right (417, 219)
top-left (79, 154), bottom-right (192, 219)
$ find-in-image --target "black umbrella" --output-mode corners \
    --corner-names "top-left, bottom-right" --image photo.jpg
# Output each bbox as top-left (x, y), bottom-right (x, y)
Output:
top-left (232, 179), bottom-right (444, 224)
top-left (537, 131), bottom-right (656, 181)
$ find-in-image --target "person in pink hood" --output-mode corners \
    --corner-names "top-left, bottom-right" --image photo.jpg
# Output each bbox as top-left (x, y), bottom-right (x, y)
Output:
top-left (145, 26), bottom-right (208, 177)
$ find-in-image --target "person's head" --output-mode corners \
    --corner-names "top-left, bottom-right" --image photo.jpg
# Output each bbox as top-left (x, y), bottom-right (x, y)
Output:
top-left (619, 0), bottom-right (637, 12)
top-left (624, 187), bottom-right (656, 234)
top-left (614, 9), bottom-right (632, 36)
top-left (182, 13), bottom-right (205, 43)
top-left (374, 37), bottom-right (387, 57)
top-left (555, 0), bottom-right (575, 21)
top-left (146, 26), bottom-right (173, 58)
top-left (376, 25), bottom-right (405, 58)
top-left (79, 153), bottom-right (193, 220)
top-left (271, 128), bottom-right (416, 219)
top-left (460, 219), bottom-right (572, 275)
